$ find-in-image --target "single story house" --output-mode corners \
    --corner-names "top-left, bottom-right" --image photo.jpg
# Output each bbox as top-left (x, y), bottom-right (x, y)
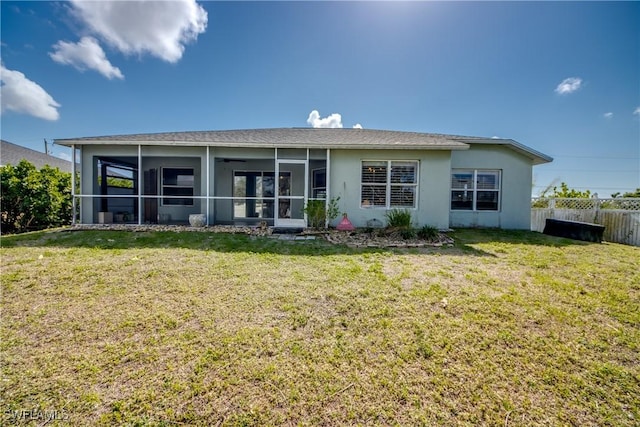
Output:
top-left (55, 128), bottom-right (552, 230)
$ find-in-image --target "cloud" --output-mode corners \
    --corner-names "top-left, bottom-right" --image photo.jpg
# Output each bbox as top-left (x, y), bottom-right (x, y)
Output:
top-left (603, 112), bottom-right (613, 119)
top-left (307, 110), bottom-right (343, 128)
top-left (634, 107), bottom-right (640, 116)
top-left (50, 37), bottom-right (123, 79)
top-left (68, 0), bottom-right (207, 63)
top-left (0, 64), bottom-right (61, 121)
top-left (352, 123), bottom-right (363, 129)
top-left (555, 77), bottom-right (582, 95)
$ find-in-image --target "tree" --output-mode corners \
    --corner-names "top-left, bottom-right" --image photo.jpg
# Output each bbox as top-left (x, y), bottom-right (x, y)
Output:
top-left (1, 160), bottom-right (72, 233)
top-left (611, 188), bottom-right (640, 198)
top-left (550, 182), bottom-right (592, 198)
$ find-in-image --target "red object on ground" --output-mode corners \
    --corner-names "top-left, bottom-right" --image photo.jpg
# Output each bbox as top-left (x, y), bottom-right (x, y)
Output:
top-left (336, 214), bottom-right (355, 231)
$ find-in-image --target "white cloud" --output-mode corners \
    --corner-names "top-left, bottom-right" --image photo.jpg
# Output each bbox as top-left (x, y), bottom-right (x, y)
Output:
top-left (352, 123), bottom-right (363, 129)
top-left (603, 112), bottom-right (613, 119)
top-left (634, 107), bottom-right (640, 116)
top-left (50, 37), bottom-right (123, 79)
top-left (68, 0), bottom-right (207, 63)
top-left (307, 110), bottom-right (343, 128)
top-left (0, 64), bottom-right (61, 121)
top-left (555, 77), bottom-right (582, 95)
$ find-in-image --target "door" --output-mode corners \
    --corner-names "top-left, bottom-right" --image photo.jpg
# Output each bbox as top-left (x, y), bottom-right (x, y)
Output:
top-left (275, 160), bottom-right (307, 227)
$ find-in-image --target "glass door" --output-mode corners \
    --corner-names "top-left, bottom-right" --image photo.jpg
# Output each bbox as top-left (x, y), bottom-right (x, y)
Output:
top-left (275, 160), bottom-right (307, 227)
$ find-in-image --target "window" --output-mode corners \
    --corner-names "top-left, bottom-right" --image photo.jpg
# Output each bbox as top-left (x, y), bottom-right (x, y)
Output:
top-left (361, 161), bottom-right (418, 208)
top-left (312, 168), bottom-right (326, 199)
top-left (451, 169), bottom-right (501, 211)
top-left (162, 168), bottom-right (194, 206)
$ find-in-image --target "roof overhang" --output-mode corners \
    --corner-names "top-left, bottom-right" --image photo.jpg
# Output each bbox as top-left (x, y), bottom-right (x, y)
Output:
top-left (455, 138), bottom-right (553, 165)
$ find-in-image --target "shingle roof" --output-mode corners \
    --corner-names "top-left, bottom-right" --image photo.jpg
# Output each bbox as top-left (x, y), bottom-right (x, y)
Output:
top-left (1, 140), bottom-right (72, 172)
top-left (55, 128), bottom-right (552, 164)
top-left (55, 128), bottom-right (470, 150)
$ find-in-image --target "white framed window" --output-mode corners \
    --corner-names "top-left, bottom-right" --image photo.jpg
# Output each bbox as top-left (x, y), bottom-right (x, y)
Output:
top-left (451, 169), bottom-right (501, 211)
top-left (361, 161), bottom-right (418, 208)
top-left (162, 167), bottom-right (194, 206)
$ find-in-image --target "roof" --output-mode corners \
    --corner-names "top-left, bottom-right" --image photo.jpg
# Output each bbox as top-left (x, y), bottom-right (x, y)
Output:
top-left (1, 140), bottom-right (72, 172)
top-left (55, 128), bottom-right (552, 164)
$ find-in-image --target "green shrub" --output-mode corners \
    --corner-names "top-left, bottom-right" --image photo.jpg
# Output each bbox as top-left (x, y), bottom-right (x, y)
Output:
top-left (385, 209), bottom-right (412, 228)
top-left (303, 197), bottom-right (340, 229)
top-left (417, 225), bottom-right (439, 240)
top-left (400, 227), bottom-right (416, 240)
top-left (1, 160), bottom-right (72, 234)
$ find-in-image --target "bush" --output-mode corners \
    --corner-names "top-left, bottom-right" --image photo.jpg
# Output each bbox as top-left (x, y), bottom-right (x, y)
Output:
top-left (417, 225), bottom-right (439, 240)
top-left (400, 227), bottom-right (416, 240)
top-left (1, 160), bottom-right (72, 234)
top-left (303, 197), bottom-right (340, 229)
top-left (385, 209), bottom-right (412, 228)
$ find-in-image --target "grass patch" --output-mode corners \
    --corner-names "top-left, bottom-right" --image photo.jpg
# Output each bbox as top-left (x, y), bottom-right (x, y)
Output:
top-left (1, 228), bottom-right (639, 425)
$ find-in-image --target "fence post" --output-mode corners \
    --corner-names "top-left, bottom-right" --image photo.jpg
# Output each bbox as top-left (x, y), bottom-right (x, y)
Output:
top-left (593, 193), bottom-right (600, 223)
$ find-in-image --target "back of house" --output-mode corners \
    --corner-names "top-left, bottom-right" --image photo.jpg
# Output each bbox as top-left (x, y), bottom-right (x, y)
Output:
top-left (55, 128), bottom-right (552, 230)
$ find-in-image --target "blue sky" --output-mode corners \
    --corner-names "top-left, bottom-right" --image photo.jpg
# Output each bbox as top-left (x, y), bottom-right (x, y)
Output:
top-left (1, 1), bottom-right (638, 196)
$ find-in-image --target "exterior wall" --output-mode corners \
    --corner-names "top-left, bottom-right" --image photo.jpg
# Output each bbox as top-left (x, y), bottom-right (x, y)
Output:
top-left (329, 149), bottom-right (452, 230)
top-left (78, 143), bottom-right (535, 229)
top-left (450, 145), bottom-right (533, 229)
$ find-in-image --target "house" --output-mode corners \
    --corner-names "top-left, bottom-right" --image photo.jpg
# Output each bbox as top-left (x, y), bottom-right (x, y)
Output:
top-left (54, 128), bottom-right (552, 229)
top-left (1, 139), bottom-right (72, 172)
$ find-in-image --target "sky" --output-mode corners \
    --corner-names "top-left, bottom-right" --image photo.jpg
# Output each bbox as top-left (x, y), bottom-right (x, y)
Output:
top-left (1, 1), bottom-right (638, 197)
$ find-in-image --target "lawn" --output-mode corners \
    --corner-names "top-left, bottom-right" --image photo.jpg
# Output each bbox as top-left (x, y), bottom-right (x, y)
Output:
top-left (1, 229), bottom-right (638, 426)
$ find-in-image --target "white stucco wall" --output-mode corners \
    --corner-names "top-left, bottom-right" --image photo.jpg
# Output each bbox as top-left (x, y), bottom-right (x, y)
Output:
top-left (450, 145), bottom-right (534, 229)
top-left (329, 149), bottom-right (452, 230)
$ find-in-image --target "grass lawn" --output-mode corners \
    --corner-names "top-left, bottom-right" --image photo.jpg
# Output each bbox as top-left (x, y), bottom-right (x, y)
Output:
top-left (1, 229), bottom-right (638, 426)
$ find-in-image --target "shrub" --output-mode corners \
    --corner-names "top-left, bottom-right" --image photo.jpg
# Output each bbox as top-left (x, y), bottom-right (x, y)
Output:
top-left (400, 227), bottom-right (416, 240)
top-left (303, 197), bottom-right (340, 229)
top-left (385, 209), bottom-right (412, 228)
top-left (417, 225), bottom-right (439, 240)
top-left (1, 160), bottom-right (72, 234)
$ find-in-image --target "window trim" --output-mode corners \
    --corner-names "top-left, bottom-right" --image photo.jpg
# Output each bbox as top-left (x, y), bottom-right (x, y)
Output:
top-left (360, 160), bottom-right (419, 209)
top-left (450, 169), bottom-right (501, 212)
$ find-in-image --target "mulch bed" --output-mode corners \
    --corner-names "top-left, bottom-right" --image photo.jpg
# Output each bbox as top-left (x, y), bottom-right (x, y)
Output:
top-left (68, 224), bottom-right (454, 248)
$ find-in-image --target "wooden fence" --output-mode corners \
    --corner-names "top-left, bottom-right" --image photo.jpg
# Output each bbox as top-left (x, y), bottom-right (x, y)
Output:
top-left (531, 198), bottom-right (640, 246)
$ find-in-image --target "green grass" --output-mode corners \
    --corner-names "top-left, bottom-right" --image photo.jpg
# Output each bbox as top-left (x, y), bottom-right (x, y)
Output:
top-left (1, 228), bottom-right (639, 426)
